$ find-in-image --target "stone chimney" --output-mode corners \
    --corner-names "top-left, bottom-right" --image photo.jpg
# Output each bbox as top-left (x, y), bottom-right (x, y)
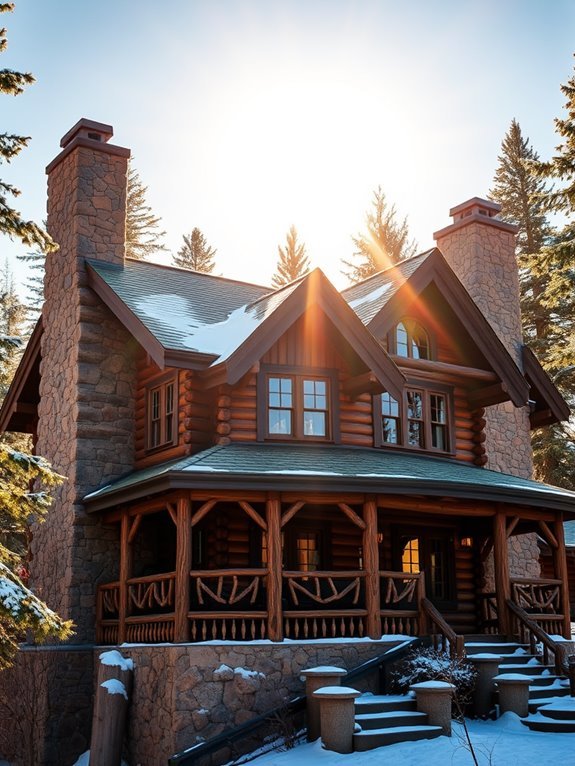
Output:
top-left (435, 197), bottom-right (538, 579)
top-left (33, 119), bottom-right (136, 640)
top-left (434, 197), bottom-right (533, 480)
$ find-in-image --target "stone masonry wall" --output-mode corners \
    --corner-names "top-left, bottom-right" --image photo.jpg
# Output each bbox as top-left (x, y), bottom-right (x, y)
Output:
top-left (0, 646), bottom-right (94, 766)
top-left (118, 639), bottom-right (401, 766)
top-left (34, 136), bottom-right (136, 640)
top-left (436, 215), bottom-right (539, 578)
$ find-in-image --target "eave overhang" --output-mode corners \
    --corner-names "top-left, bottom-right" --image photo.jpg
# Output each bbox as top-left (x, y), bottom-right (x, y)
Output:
top-left (0, 317), bottom-right (42, 434)
top-left (522, 346), bottom-right (570, 427)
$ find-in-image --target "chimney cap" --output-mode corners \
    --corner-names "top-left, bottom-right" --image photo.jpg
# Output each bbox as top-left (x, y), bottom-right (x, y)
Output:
top-left (60, 118), bottom-right (114, 148)
top-left (449, 197), bottom-right (501, 219)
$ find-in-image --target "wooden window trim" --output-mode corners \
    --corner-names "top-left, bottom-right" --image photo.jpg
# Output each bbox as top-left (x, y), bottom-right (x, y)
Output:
top-left (373, 380), bottom-right (455, 456)
top-left (145, 372), bottom-right (178, 453)
top-left (257, 364), bottom-right (340, 443)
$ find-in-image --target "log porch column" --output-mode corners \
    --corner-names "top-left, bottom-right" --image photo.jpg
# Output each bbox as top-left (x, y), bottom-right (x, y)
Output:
top-left (266, 494), bottom-right (283, 641)
top-left (175, 496), bottom-right (192, 642)
top-left (118, 511), bottom-right (131, 645)
top-left (552, 513), bottom-right (571, 638)
top-left (493, 511), bottom-right (511, 636)
top-left (363, 496), bottom-right (382, 639)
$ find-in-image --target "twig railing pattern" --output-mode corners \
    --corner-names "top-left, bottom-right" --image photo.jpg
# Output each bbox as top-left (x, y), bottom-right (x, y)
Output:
top-left (380, 571), bottom-right (424, 636)
top-left (283, 570), bottom-right (363, 607)
top-left (511, 577), bottom-right (562, 615)
top-left (128, 573), bottom-right (175, 611)
top-left (192, 569), bottom-right (265, 607)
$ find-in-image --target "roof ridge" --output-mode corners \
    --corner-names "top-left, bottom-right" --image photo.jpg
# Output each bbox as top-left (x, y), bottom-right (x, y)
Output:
top-left (121, 257), bottom-right (271, 291)
top-left (341, 248), bottom-right (436, 294)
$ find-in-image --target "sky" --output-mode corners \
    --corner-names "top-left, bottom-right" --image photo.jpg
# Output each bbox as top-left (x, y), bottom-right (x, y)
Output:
top-left (2, 0), bottom-right (575, 296)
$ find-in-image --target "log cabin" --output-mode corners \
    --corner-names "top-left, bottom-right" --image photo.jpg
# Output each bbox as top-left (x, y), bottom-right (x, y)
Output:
top-left (1, 118), bottom-right (574, 763)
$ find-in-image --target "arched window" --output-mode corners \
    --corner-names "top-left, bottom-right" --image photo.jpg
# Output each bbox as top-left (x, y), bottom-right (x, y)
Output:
top-left (394, 319), bottom-right (431, 360)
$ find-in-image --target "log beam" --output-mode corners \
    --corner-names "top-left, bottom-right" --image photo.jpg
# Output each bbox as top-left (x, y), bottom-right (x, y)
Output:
top-left (175, 496), bottom-right (192, 642)
top-left (363, 497), bottom-right (381, 639)
top-left (338, 503), bottom-right (367, 530)
top-left (493, 512), bottom-right (511, 635)
top-left (552, 514), bottom-right (571, 638)
top-left (266, 495), bottom-right (283, 641)
top-left (118, 512), bottom-right (132, 645)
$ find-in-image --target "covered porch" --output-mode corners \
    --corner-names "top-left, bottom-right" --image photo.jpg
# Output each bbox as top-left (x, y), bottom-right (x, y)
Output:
top-left (94, 486), bottom-right (572, 646)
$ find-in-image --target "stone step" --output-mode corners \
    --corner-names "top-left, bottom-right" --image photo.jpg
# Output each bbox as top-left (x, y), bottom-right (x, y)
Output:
top-left (355, 695), bottom-right (416, 714)
top-left (525, 674), bottom-right (564, 687)
top-left (463, 634), bottom-right (510, 643)
top-left (355, 710), bottom-right (429, 730)
top-left (494, 654), bottom-right (543, 665)
top-left (353, 724), bottom-right (444, 750)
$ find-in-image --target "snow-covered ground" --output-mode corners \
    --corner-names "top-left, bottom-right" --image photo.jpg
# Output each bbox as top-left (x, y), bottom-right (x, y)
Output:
top-left (250, 713), bottom-right (574, 766)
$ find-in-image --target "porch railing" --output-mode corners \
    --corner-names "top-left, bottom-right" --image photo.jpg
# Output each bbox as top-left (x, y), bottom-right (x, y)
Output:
top-left (510, 577), bottom-right (565, 634)
top-left (96, 567), bottom-right (428, 644)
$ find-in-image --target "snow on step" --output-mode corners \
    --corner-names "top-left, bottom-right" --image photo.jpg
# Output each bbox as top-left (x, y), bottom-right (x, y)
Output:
top-left (353, 724), bottom-right (443, 750)
top-left (355, 710), bottom-right (428, 730)
top-left (355, 694), bottom-right (416, 713)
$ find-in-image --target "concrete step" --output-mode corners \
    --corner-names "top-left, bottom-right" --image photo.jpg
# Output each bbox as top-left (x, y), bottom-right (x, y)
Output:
top-left (522, 715), bottom-right (575, 733)
top-left (465, 642), bottom-right (528, 656)
top-left (494, 654), bottom-right (543, 665)
top-left (355, 710), bottom-right (429, 730)
top-left (498, 663), bottom-right (554, 675)
top-left (353, 724), bottom-right (444, 750)
top-left (355, 694), bottom-right (416, 714)
top-left (528, 684), bottom-right (570, 701)
top-left (529, 695), bottom-right (575, 713)
top-left (464, 634), bottom-right (510, 643)
top-left (526, 674), bottom-right (564, 687)
top-left (535, 699), bottom-right (575, 721)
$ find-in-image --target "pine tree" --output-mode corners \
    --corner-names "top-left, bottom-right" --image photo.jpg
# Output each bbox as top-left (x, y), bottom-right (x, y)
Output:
top-left (125, 162), bottom-right (167, 260)
top-left (342, 186), bottom-right (417, 283)
top-left (15, 248), bottom-right (44, 325)
top-left (0, 259), bottom-right (26, 399)
top-left (272, 225), bottom-right (310, 288)
top-left (173, 227), bottom-right (217, 273)
top-left (0, 3), bottom-right (72, 663)
top-left (0, 4), bottom-right (55, 253)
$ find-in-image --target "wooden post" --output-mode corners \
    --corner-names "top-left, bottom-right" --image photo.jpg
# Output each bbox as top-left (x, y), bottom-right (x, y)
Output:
top-left (266, 495), bottom-right (283, 641)
top-left (175, 496), bottom-right (192, 642)
top-left (90, 650), bottom-right (134, 766)
top-left (118, 512), bottom-right (131, 645)
top-left (493, 511), bottom-right (511, 636)
top-left (552, 514), bottom-right (571, 638)
top-left (363, 496), bottom-right (381, 639)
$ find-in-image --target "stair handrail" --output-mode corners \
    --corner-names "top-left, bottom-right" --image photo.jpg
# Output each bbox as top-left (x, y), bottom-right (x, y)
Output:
top-left (506, 599), bottom-right (568, 676)
top-left (420, 597), bottom-right (465, 658)
top-left (167, 638), bottom-right (420, 765)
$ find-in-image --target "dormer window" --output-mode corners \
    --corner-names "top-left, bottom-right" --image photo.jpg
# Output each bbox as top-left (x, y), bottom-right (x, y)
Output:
top-left (258, 366), bottom-right (338, 442)
top-left (375, 384), bottom-right (452, 454)
top-left (393, 319), bottom-right (430, 360)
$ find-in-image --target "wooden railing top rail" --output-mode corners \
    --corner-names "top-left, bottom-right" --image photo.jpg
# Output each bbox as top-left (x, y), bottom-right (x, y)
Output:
top-left (191, 568), bottom-right (267, 577)
top-left (282, 570), bottom-right (365, 578)
top-left (167, 638), bottom-right (420, 766)
top-left (506, 599), bottom-right (567, 675)
top-left (127, 572), bottom-right (175, 585)
top-left (98, 581), bottom-right (119, 590)
top-left (511, 577), bottom-right (562, 586)
top-left (379, 570), bottom-right (422, 580)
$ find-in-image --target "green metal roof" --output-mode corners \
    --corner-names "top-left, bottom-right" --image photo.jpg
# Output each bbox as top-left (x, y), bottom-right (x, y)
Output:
top-left (83, 443), bottom-right (575, 515)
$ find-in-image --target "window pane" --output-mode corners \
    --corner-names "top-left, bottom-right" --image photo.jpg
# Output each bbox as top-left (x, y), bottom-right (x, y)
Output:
top-left (269, 409), bottom-right (292, 434)
top-left (304, 411), bottom-right (326, 436)
top-left (431, 394), bottom-right (446, 423)
top-left (401, 537), bottom-right (420, 573)
top-left (407, 391), bottom-right (423, 419)
top-left (381, 392), bottom-right (399, 417)
top-left (382, 417), bottom-right (399, 444)
top-left (408, 420), bottom-right (424, 447)
top-left (411, 326), bottom-right (430, 360)
top-left (297, 532), bottom-right (320, 572)
top-left (432, 424), bottom-right (447, 450)
top-left (396, 322), bottom-right (409, 357)
top-left (303, 379), bottom-right (314, 395)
